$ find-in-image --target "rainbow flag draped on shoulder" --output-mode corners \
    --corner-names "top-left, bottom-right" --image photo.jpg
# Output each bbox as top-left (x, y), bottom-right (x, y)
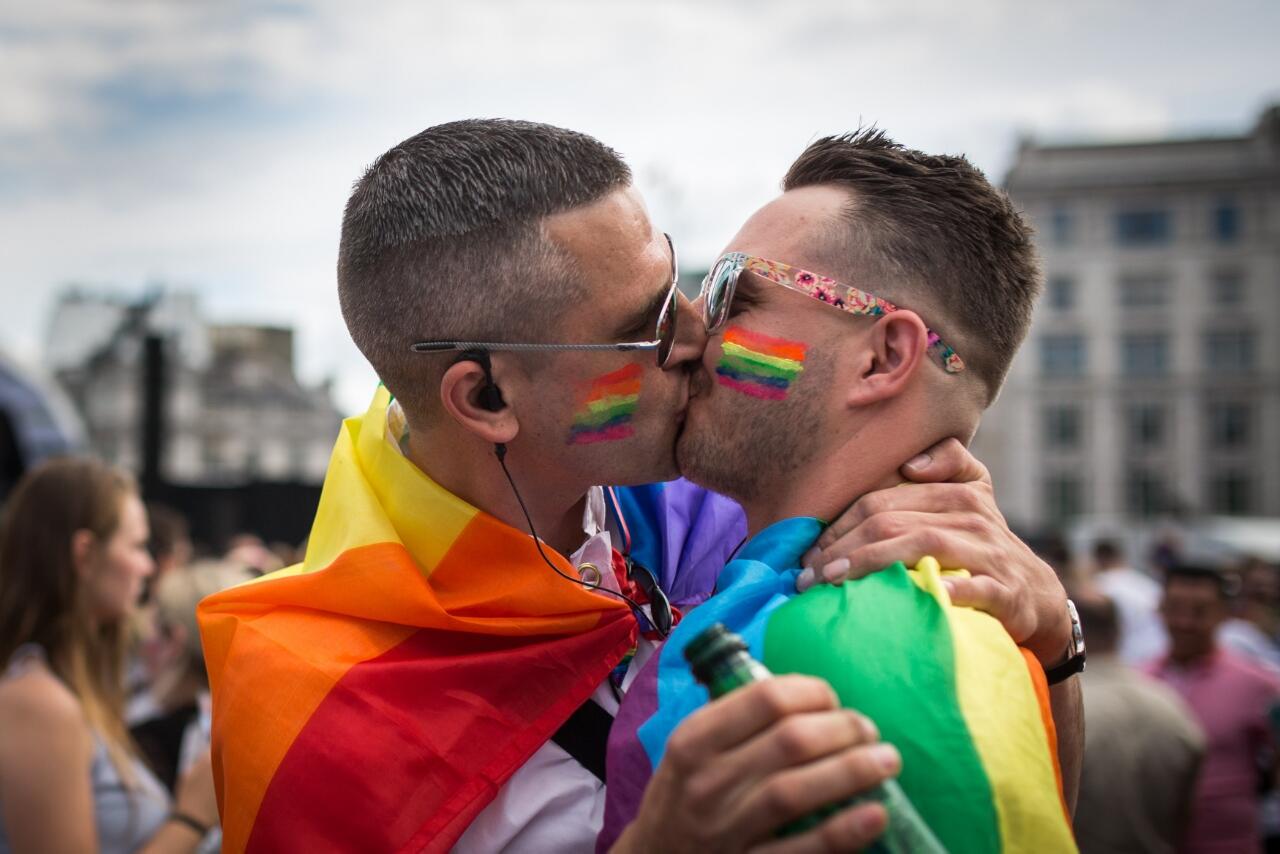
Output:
top-left (601, 517), bottom-right (1077, 853)
top-left (197, 387), bottom-right (639, 853)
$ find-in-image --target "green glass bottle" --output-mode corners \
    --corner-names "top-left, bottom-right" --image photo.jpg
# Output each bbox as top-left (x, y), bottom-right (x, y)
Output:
top-left (684, 623), bottom-right (947, 854)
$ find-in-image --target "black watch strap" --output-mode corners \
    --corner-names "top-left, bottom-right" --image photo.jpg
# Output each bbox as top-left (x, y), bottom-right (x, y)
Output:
top-left (1045, 649), bottom-right (1087, 685)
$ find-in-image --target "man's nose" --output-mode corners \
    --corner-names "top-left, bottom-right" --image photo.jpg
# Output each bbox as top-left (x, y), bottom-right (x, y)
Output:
top-left (663, 292), bottom-right (708, 370)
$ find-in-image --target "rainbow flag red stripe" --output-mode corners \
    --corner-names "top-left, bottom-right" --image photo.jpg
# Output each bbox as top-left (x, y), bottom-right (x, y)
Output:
top-left (198, 388), bottom-right (637, 852)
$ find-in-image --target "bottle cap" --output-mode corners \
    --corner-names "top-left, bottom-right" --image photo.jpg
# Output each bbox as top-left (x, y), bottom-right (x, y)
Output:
top-left (684, 623), bottom-right (747, 683)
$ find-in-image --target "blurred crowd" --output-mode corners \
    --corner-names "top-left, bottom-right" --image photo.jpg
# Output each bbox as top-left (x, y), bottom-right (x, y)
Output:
top-left (1050, 537), bottom-right (1280, 854)
top-left (0, 456), bottom-right (304, 853)
top-left (1, 454), bottom-right (1277, 852)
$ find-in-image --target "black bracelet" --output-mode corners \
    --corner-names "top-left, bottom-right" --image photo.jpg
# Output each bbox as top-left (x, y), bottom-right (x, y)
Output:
top-left (167, 811), bottom-right (210, 837)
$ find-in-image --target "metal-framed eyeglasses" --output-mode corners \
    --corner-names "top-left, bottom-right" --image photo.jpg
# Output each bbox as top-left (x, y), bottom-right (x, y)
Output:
top-left (411, 234), bottom-right (681, 368)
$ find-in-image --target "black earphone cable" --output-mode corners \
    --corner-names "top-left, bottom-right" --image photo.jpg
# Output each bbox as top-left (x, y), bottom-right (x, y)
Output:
top-left (494, 445), bottom-right (667, 638)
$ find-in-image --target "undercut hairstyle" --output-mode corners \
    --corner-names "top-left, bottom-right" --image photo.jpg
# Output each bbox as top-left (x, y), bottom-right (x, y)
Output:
top-left (783, 129), bottom-right (1041, 404)
top-left (338, 119), bottom-right (632, 417)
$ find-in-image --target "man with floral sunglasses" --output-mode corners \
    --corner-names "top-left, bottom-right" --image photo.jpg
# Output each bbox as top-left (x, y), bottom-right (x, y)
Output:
top-left (200, 120), bottom-right (1078, 853)
top-left (604, 129), bottom-right (1083, 852)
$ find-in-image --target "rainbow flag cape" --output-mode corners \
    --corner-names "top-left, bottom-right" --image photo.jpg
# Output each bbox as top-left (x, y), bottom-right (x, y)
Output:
top-left (602, 517), bottom-right (1076, 853)
top-left (198, 387), bottom-right (640, 853)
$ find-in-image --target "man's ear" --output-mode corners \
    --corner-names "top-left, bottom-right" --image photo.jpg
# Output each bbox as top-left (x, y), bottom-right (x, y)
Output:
top-left (847, 311), bottom-right (929, 407)
top-left (438, 359), bottom-right (520, 445)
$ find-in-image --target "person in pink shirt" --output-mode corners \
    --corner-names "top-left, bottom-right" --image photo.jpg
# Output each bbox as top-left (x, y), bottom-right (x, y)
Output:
top-left (1145, 565), bottom-right (1280, 853)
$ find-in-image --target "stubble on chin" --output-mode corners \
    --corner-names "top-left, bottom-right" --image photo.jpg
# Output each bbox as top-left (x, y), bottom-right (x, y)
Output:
top-left (676, 358), bottom-right (829, 502)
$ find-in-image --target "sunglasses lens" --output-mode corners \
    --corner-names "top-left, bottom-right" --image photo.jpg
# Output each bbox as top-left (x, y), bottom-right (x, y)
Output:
top-left (655, 284), bottom-right (678, 367)
top-left (705, 258), bottom-right (737, 332)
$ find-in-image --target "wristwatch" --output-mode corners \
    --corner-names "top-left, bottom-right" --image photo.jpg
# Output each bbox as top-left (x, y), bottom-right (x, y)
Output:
top-left (1044, 598), bottom-right (1086, 685)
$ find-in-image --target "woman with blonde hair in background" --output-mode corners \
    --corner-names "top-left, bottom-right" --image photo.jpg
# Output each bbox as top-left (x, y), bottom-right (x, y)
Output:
top-left (0, 457), bottom-right (219, 853)
top-left (133, 559), bottom-right (253, 793)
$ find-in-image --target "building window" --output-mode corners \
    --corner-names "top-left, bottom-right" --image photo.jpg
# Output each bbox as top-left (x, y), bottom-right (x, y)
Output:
top-left (1043, 405), bottom-right (1082, 450)
top-left (1213, 202), bottom-right (1240, 243)
top-left (1115, 209), bottom-right (1172, 246)
top-left (1049, 207), bottom-right (1075, 247)
top-left (1047, 275), bottom-right (1076, 311)
top-left (1040, 334), bottom-right (1086, 378)
top-left (1208, 472), bottom-right (1252, 515)
top-left (1126, 403), bottom-right (1165, 449)
top-left (1204, 330), bottom-right (1255, 372)
top-left (1121, 333), bottom-right (1169, 377)
top-left (1043, 474), bottom-right (1084, 523)
top-left (1211, 270), bottom-right (1245, 304)
top-left (1118, 273), bottom-right (1169, 308)
top-left (1207, 402), bottom-right (1252, 449)
top-left (1126, 468), bottom-right (1168, 518)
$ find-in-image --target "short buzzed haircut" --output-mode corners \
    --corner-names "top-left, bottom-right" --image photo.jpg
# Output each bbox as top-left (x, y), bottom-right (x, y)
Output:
top-left (338, 119), bottom-right (632, 417)
top-left (783, 129), bottom-right (1041, 404)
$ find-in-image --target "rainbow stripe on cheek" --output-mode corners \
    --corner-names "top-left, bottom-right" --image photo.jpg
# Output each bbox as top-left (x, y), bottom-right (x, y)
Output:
top-left (568, 363), bottom-right (644, 445)
top-left (715, 327), bottom-right (806, 400)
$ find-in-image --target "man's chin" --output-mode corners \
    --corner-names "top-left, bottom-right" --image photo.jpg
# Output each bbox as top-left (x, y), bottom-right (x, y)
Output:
top-left (674, 425), bottom-right (720, 491)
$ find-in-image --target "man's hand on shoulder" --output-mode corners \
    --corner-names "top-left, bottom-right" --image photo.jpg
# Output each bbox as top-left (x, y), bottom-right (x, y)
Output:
top-left (797, 437), bottom-right (1072, 667)
top-left (613, 675), bottom-right (895, 853)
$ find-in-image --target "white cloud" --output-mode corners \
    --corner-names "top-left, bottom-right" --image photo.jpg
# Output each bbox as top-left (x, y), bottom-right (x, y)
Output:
top-left (1, 0), bottom-right (1276, 414)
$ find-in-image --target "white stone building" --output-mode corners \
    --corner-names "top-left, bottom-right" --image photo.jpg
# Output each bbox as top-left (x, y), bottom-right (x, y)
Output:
top-left (48, 291), bottom-right (341, 485)
top-left (974, 105), bottom-right (1280, 531)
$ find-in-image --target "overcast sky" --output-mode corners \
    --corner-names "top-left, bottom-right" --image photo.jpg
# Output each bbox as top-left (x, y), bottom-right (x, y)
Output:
top-left (2, 0), bottom-right (1277, 414)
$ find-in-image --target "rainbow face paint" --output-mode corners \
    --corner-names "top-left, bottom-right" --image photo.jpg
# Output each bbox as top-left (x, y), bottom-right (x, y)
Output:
top-left (715, 326), bottom-right (806, 400)
top-left (568, 363), bottom-right (643, 444)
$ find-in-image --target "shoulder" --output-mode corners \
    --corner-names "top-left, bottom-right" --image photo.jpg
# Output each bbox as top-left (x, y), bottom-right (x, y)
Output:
top-left (1222, 649), bottom-right (1280, 695)
top-left (0, 662), bottom-right (89, 741)
top-left (1133, 674), bottom-right (1206, 746)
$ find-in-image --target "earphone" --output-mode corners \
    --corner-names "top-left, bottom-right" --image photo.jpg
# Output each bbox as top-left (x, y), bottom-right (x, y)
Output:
top-left (457, 349), bottom-right (506, 413)
top-left (455, 349), bottom-right (507, 458)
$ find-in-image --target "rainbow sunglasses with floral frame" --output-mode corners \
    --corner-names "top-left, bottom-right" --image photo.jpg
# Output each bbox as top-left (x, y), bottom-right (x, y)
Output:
top-left (700, 253), bottom-right (965, 374)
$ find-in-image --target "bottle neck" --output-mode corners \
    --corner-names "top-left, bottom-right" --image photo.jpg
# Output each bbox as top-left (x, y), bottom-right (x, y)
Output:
top-left (702, 651), bottom-right (774, 699)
